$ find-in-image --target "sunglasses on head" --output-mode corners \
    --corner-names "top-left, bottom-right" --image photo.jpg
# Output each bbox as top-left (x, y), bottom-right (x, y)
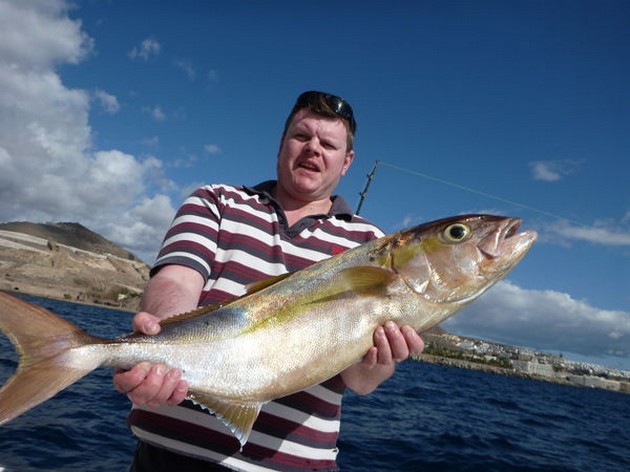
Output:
top-left (295, 91), bottom-right (356, 134)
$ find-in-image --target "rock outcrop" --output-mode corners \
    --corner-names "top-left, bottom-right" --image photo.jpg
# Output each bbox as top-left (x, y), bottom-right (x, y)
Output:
top-left (0, 222), bottom-right (149, 311)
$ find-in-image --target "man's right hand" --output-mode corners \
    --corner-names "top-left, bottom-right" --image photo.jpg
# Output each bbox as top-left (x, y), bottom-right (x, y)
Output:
top-left (113, 312), bottom-right (189, 407)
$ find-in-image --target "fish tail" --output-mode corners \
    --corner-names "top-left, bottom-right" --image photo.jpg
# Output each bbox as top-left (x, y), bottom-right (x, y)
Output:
top-left (0, 292), bottom-right (102, 425)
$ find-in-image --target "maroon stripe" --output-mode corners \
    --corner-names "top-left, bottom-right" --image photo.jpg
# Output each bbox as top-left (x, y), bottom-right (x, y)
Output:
top-left (129, 409), bottom-right (338, 471)
top-left (274, 391), bottom-right (341, 419)
top-left (129, 409), bottom-right (241, 455)
top-left (254, 411), bottom-right (339, 446)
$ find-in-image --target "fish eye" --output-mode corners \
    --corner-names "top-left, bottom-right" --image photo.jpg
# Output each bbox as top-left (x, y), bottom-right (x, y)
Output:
top-left (442, 223), bottom-right (471, 243)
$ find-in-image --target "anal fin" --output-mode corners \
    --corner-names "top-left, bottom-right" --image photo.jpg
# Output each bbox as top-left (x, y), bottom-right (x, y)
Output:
top-left (187, 390), bottom-right (263, 448)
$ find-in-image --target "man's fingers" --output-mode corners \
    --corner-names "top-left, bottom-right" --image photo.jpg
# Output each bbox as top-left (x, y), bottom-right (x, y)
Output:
top-left (402, 326), bottom-right (425, 356)
top-left (146, 367), bottom-right (185, 408)
top-left (128, 364), bottom-right (171, 405)
top-left (132, 312), bottom-right (161, 335)
top-left (383, 321), bottom-right (409, 363)
top-left (167, 379), bottom-right (190, 406)
top-left (113, 362), bottom-right (151, 394)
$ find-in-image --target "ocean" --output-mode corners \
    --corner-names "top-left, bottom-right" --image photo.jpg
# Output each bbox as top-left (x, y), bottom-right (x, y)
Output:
top-left (0, 295), bottom-right (628, 471)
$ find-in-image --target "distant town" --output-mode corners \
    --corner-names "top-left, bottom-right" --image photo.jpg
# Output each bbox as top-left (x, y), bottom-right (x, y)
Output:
top-left (416, 332), bottom-right (630, 394)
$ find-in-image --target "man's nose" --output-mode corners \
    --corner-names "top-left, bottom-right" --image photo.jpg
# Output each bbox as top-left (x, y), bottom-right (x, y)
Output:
top-left (304, 137), bottom-right (321, 154)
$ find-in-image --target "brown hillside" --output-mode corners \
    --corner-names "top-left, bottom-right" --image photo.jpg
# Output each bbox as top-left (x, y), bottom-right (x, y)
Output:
top-left (0, 221), bottom-right (149, 310)
top-left (0, 221), bottom-right (138, 260)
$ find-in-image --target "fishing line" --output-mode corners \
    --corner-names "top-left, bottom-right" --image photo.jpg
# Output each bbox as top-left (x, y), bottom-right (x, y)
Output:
top-left (358, 160), bottom-right (588, 227)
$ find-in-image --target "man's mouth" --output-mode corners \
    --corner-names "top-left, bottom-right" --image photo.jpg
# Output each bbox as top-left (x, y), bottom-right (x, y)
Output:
top-left (298, 161), bottom-right (320, 172)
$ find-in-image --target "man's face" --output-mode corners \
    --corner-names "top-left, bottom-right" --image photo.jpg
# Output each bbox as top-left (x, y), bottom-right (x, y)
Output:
top-left (277, 108), bottom-right (354, 202)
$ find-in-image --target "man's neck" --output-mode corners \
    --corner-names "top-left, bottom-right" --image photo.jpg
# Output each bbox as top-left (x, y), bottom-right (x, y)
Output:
top-left (272, 186), bottom-right (333, 227)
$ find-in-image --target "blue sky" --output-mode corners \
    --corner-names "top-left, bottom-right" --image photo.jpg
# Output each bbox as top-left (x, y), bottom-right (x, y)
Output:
top-left (0, 0), bottom-right (628, 369)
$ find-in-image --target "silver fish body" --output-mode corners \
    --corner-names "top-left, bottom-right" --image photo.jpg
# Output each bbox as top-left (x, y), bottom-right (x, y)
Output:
top-left (0, 214), bottom-right (536, 445)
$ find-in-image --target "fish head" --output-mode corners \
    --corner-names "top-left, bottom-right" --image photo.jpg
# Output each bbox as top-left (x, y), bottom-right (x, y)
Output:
top-left (386, 214), bottom-right (537, 304)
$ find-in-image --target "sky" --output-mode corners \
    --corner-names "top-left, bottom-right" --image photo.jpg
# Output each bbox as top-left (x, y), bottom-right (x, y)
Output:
top-left (0, 0), bottom-right (628, 370)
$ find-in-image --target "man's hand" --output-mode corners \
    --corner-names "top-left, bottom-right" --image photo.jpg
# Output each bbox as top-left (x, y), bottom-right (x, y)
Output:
top-left (113, 312), bottom-right (189, 407)
top-left (113, 264), bottom-right (204, 408)
top-left (340, 321), bottom-right (424, 395)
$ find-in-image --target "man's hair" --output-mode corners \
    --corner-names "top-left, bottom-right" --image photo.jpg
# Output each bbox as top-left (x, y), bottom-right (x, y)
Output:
top-left (281, 93), bottom-right (355, 151)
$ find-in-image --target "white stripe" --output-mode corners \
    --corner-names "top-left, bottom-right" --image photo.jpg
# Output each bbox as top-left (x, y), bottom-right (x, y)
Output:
top-left (133, 402), bottom-right (341, 437)
top-left (154, 251), bottom-right (211, 275)
top-left (327, 217), bottom-right (385, 237)
top-left (245, 430), bottom-right (339, 460)
top-left (218, 197), bottom-right (277, 224)
top-left (261, 402), bottom-right (341, 433)
top-left (213, 248), bottom-right (287, 275)
top-left (130, 428), bottom-right (269, 472)
top-left (171, 212), bottom-right (219, 231)
top-left (206, 278), bottom-right (247, 297)
top-left (218, 218), bottom-right (279, 243)
top-left (278, 239), bottom-right (331, 263)
top-left (311, 225), bottom-right (384, 247)
top-left (308, 227), bottom-right (363, 248)
top-left (162, 231), bottom-right (218, 253)
top-left (303, 384), bottom-right (344, 404)
top-left (132, 405), bottom-right (339, 461)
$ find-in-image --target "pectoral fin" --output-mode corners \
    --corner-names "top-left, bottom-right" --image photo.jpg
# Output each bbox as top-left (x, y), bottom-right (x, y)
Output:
top-left (187, 391), bottom-right (263, 448)
top-left (337, 266), bottom-right (395, 294)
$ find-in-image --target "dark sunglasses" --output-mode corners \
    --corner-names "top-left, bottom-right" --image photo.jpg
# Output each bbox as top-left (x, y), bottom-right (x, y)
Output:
top-left (295, 91), bottom-right (356, 134)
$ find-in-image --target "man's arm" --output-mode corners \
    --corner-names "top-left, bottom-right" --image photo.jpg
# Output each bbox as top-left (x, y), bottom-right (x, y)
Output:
top-left (340, 322), bottom-right (424, 395)
top-left (113, 264), bottom-right (204, 407)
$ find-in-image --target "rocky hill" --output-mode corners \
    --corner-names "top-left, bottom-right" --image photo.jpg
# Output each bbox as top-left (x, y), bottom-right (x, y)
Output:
top-left (0, 221), bottom-right (149, 310)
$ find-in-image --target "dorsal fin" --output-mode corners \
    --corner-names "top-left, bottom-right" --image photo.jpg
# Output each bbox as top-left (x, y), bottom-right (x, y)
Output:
top-left (158, 302), bottom-right (228, 327)
top-left (244, 272), bottom-right (293, 294)
top-left (157, 273), bottom-right (293, 328)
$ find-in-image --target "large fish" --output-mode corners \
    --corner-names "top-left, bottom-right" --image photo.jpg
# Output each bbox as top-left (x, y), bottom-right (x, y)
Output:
top-left (0, 214), bottom-right (536, 445)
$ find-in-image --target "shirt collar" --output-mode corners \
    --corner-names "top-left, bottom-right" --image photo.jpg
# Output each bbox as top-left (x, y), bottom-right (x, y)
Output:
top-left (245, 180), bottom-right (354, 220)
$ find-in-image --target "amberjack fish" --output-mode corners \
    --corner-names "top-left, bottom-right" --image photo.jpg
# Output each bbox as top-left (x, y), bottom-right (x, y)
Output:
top-left (0, 214), bottom-right (536, 445)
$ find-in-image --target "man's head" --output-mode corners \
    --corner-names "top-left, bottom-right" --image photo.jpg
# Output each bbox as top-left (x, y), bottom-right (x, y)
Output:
top-left (281, 91), bottom-right (356, 151)
top-left (276, 91), bottom-right (357, 205)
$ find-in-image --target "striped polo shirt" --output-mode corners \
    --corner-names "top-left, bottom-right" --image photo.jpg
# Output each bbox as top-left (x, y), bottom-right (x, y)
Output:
top-left (128, 181), bottom-right (384, 471)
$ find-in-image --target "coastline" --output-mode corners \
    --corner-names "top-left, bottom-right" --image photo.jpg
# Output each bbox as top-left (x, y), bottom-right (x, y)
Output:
top-left (414, 345), bottom-right (630, 394)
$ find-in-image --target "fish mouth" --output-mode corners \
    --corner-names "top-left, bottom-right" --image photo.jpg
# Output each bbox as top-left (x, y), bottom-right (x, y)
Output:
top-left (479, 217), bottom-right (537, 266)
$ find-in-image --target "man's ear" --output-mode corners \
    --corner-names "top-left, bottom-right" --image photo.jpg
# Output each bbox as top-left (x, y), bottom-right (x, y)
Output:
top-left (341, 151), bottom-right (355, 176)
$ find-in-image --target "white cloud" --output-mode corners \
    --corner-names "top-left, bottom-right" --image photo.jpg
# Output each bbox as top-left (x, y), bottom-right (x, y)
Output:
top-left (204, 144), bottom-right (222, 155)
top-left (101, 194), bottom-right (177, 263)
top-left (546, 218), bottom-right (630, 247)
top-left (174, 59), bottom-right (196, 80)
top-left (207, 69), bottom-right (219, 84)
top-left (529, 159), bottom-right (582, 182)
top-left (0, 0), bottom-right (93, 68)
top-left (0, 0), bottom-right (175, 261)
top-left (128, 37), bottom-right (160, 61)
top-left (148, 105), bottom-right (166, 121)
top-left (141, 136), bottom-right (159, 147)
top-left (94, 89), bottom-right (120, 114)
top-left (444, 280), bottom-right (630, 366)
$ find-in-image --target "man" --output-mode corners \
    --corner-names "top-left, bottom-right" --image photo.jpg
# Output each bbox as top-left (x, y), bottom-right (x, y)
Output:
top-left (114, 91), bottom-right (425, 471)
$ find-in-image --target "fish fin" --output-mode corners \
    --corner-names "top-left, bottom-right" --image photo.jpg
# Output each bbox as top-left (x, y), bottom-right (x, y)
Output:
top-left (157, 274), bottom-right (294, 329)
top-left (187, 390), bottom-right (263, 447)
top-left (337, 266), bottom-right (394, 295)
top-left (0, 292), bottom-right (100, 425)
top-left (158, 303), bottom-right (228, 327)
top-left (245, 273), bottom-right (293, 294)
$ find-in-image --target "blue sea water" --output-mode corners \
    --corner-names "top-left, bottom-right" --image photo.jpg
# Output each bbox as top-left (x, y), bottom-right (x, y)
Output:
top-left (0, 295), bottom-right (629, 471)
